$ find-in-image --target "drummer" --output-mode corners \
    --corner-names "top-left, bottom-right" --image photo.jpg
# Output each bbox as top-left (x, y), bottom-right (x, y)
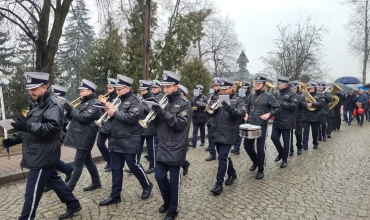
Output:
top-left (243, 74), bottom-right (281, 179)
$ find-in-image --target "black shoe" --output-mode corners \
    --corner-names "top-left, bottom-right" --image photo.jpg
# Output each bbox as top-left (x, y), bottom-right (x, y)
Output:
top-left (141, 182), bottom-right (153, 200)
top-left (105, 166), bottom-right (112, 172)
top-left (182, 162), bottom-right (190, 176)
top-left (189, 143), bottom-right (196, 148)
top-left (125, 168), bottom-right (132, 173)
top-left (360, 124), bottom-right (363, 126)
top-left (297, 149), bottom-right (302, 155)
top-left (44, 185), bottom-right (52, 193)
top-left (99, 197), bottom-right (121, 206)
top-left (289, 151), bottom-right (294, 156)
top-left (205, 155), bottom-right (216, 161)
top-left (65, 168), bottom-right (73, 183)
top-left (146, 167), bottom-right (155, 174)
top-left (144, 154), bottom-right (149, 161)
top-left (225, 175), bottom-right (237, 185)
top-left (234, 150), bottom-right (240, 155)
top-left (200, 142), bottom-right (205, 146)
top-left (210, 186), bottom-right (223, 195)
top-left (274, 155), bottom-right (282, 162)
top-left (230, 148), bottom-right (237, 153)
top-left (104, 163), bottom-right (109, 169)
top-left (159, 203), bottom-right (169, 213)
top-left (280, 161), bottom-right (288, 168)
top-left (313, 145), bottom-right (318, 149)
top-left (59, 206), bottom-right (82, 219)
top-left (256, 171), bottom-right (264, 179)
top-left (205, 147), bottom-right (210, 152)
top-left (323, 136), bottom-right (326, 141)
top-left (164, 211), bottom-right (178, 220)
top-left (303, 146), bottom-right (308, 150)
top-left (327, 135), bottom-right (331, 138)
top-left (83, 182), bottom-right (101, 191)
top-left (250, 163), bottom-right (257, 171)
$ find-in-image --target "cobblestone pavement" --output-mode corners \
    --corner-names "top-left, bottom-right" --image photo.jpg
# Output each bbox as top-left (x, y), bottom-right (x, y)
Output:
top-left (1, 122), bottom-right (370, 219)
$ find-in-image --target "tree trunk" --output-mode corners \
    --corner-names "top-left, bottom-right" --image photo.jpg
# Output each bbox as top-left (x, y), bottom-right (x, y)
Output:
top-left (363, 0), bottom-right (369, 84)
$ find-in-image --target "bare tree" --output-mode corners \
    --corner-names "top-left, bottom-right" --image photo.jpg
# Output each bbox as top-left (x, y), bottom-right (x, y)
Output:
top-left (344, 0), bottom-right (370, 84)
top-left (0, 0), bottom-right (73, 74)
top-left (261, 15), bottom-right (328, 82)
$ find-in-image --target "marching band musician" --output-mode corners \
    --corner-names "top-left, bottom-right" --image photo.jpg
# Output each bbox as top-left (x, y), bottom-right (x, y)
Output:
top-left (289, 81), bottom-right (306, 156)
top-left (96, 78), bottom-right (118, 172)
top-left (302, 82), bottom-right (325, 150)
top-left (99, 75), bottom-right (152, 206)
top-left (208, 77), bottom-right (246, 195)
top-left (150, 71), bottom-right (191, 220)
top-left (63, 79), bottom-right (102, 192)
top-left (189, 85), bottom-right (208, 148)
top-left (2, 72), bottom-right (82, 219)
top-left (152, 79), bottom-right (165, 100)
top-left (271, 76), bottom-right (298, 168)
top-left (44, 85), bottom-right (74, 193)
top-left (179, 84), bottom-right (192, 176)
top-left (317, 82), bottom-right (332, 141)
top-left (138, 79), bottom-right (157, 174)
top-left (231, 80), bottom-right (251, 155)
top-left (244, 74), bottom-right (281, 179)
top-left (205, 77), bottom-right (220, 161)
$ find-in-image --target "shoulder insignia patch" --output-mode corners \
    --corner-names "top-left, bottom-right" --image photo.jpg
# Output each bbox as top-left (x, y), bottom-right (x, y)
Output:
top-left (88, 108), bottom-right (93, 113)
top-left (182, 110), bottom-right (187, 116)
top-left (133, 106), bottom-right (139, 111)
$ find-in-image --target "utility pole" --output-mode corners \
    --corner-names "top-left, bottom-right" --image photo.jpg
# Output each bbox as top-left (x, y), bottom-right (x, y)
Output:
top-left (143, 0), bottom-right (151, 80)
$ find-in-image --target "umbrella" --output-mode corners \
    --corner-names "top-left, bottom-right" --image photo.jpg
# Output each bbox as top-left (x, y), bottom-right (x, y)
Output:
top-left (364, 83), bottom-right (370, 88)
top-left (358, 85), bottom-right (369, 91)
top-left (335, 76), bottom-right (361, 85)
top-left (327, 83), bottom-right (350, 94)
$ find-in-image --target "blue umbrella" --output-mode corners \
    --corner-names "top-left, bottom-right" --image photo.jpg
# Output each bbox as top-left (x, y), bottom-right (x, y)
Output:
top-left (358, 85), bottom-right (369, 91)
top-left (335, 76), bottom-right (361, 84)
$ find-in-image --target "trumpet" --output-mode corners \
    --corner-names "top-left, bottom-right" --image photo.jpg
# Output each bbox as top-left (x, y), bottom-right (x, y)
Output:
top-left (94, 96), bottom-right (121, 126)
top-left (205, 99), bottom-right (220, 114)
top-left (98, 92), bottom-right (110, 102)
top-left (70, 96), bottom-right (83, 108)
top-left (139, 95), bottom-right (168, 128)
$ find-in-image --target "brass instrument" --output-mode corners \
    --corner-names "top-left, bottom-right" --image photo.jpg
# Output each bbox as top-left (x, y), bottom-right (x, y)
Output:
top-left (22, 109), bottom-right (29, 117)
top-left (192, 106), bottom-right (197, 111)
top-left (206, 99), bottom-right (220, 114)
top-left (301, 85), bottom-right (316, 111)
top-left (94, 96), bottom-right (121, 126)
top-left (139, 95), bottom-right (168, 128)
top-left (265, 81), bottom-right (274, 93)
top-left (329, 83), bottom-right (342, 110)
top-left (98, 93), bottom-right (110, 102)
top-left (70, 96), bottom-right (83, 108)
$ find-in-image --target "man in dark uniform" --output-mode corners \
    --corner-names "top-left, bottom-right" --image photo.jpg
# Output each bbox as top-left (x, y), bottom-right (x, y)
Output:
top-left (150, 71), bottom-right (191, 220)
top-left (152, 79), bottom-right (164, 100)
top-left (99, 75), bottom-right (153, 206)
top-left (208, 77), bottom-right (246, 195)
top-left (271, 76), bottom-right (298, 168)
top-left (189, 85), bottom-right (208, 148)
top-left (244, 74), bottom-right (281, 179)
top-left (2, 72), bottom-right (81, 219)
top-left (317, 82), bottom-right (332, 141)
top-left (289, 81), bottom-right (306, 156)
top-left (302, 82), bottom-right (325, 150)
top-left (96, 78), bottom-right (118, 172)
top-left (231, 80), bottom-right (251, 155)
top-left (64, 79), bottom-right (102, 192)
top-left (343, 88), bottom-right (356, 125)
top-left (139, 79), bottom-right (157, 174)
top-left (205, 78), bottom-right (220, 161)
top-left (179, 84), bottom-right (192, 176)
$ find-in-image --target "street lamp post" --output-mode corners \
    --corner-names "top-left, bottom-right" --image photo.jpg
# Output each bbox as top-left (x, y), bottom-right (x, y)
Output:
top-left (0, 71), bottom-right (10, 159)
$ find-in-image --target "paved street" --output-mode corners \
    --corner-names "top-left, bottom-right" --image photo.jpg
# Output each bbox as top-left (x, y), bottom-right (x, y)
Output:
top-left (1, 121), bottom-right (370, 219)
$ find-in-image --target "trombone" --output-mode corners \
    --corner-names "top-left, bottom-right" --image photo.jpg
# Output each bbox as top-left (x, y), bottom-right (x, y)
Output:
top-left (139, 95), bottom-right (168, 128)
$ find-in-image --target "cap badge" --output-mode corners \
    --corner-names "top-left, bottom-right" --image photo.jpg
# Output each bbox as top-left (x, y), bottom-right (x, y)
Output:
top-left (256, 75), bottom-right (261, 80)
top-left (80, 82), bottom-right (84, 86)
top-left (220, 80), bottom-right (225, 85)
top-left (140, 81), bottom-right (143, 86)
top-left (163, 73), bottom-right (168, 80)
top-left (26, 75), bottom-right (32, 83)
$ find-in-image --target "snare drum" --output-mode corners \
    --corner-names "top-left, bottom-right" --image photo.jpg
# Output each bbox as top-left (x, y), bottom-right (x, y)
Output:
top-left (239, 124), bottom-right (262, 139)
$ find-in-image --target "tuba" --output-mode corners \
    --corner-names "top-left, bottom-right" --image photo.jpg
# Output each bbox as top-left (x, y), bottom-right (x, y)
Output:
top-left (139, 95), bottom-right (168, 128)
top-left (22, 109), bottom-right (29, 117)
top-left (301, 85), bottom-right (316, 111)
top-left (329, 83), bottom-right (342, 110)
top-left (265, 81), bottom-right (274, 93)
top-left (94, 96), bottom-right (121, 126)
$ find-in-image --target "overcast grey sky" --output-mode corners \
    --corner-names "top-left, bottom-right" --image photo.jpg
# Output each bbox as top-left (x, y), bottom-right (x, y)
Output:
top-left (214, 0), bottom-right (359, 82)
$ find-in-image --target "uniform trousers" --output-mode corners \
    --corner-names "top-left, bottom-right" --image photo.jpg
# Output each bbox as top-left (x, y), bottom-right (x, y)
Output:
top-left (155, 161), bottom-right (181, 213)
top-left (214, 143), bottom-right (236, 187)
top-left (56, 160), bottom-right (73, 174)
top-left (68, 149), bottom-right (100, 191)
top-left (191, 123), bottom-right (205, 145)
top-left (96, 132), bottom-right (111, 165)
top-left (19, 165), bottom-right (80, 220)
top-left (233, 134), bottom-right (242, 151)
top-left (110, 152), bottom-right (151, 199)
top-left (303, 121), bottom-right (319, 147)
top-left (290, 121), bottom-right (303, 152)
top-left (141, 136), bottom-right (155, 169)
top-left (207, 125), bottom-right (216, 157)
top-left (319, 115), bottom-right (327, 138)
top-left (271, 128), bottom-right (291, 162)
top-left (335, 116), bottom-right (341, 129)
top-left (244, 124), bottom-right (268, 172)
